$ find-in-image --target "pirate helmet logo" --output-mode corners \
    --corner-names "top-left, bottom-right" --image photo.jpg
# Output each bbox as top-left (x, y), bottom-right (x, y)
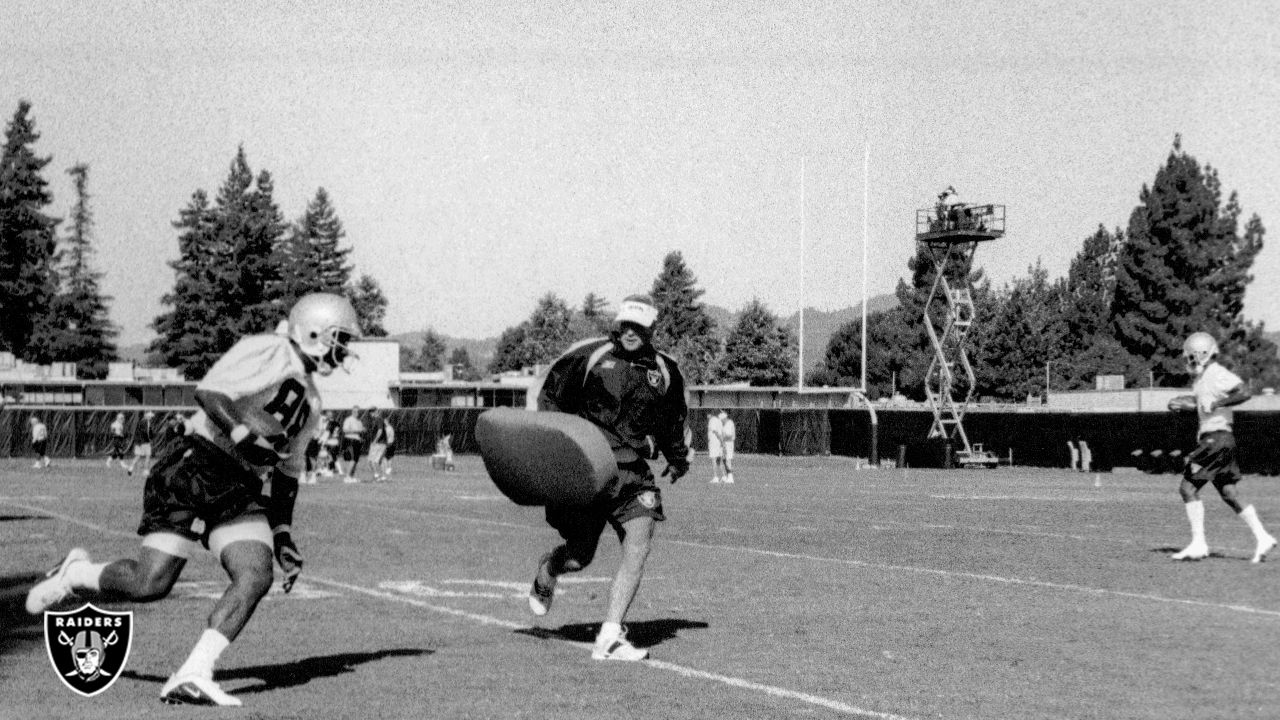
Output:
top-left (43, 603), bottom-right (133, 697)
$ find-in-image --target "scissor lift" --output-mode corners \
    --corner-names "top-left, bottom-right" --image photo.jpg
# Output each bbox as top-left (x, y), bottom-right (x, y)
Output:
top-left (914, 197), bottom-right (1005, 466)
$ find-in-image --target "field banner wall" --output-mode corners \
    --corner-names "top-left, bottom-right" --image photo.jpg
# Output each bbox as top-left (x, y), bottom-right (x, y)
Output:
top-left (3, 407), bottom-right (1278, 475)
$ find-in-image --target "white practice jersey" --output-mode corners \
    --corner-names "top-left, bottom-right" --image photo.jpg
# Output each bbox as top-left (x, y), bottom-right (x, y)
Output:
top-left (1193, 362), bottom-right (1243, 436)
top-left (189, 334), bottom-right (321, 478)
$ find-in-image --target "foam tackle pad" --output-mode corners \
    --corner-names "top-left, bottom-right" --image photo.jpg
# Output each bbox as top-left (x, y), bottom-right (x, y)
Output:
top-left (475, 407), bottom-right (617, 506)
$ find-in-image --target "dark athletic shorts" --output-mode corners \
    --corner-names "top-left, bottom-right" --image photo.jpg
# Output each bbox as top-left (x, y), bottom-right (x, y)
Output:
top-left (137, 435), bottom-right (267, 542)
top-left (545, 459), bottom-right (665, 551)
top-left (1184, 430), bottom-right (1241, 486)
top-left (33, 439), bottom-right (47, 456)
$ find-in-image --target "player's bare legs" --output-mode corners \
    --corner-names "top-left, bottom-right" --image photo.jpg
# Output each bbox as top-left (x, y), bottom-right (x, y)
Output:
top-left (207, 540), bottom-right (274, 640)
top-left (593, 516), bottom-right (653, 660)
top-left (98, 546), bottom-right (187, 601)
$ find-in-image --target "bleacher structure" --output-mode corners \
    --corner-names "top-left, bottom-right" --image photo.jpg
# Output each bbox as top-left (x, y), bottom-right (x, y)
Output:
top-left (915, 195), bottom-right (1006, 468)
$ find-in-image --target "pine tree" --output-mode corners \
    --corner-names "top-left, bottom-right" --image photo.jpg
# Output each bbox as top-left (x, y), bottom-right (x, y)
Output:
top-left (406, 329), bottom-right (447, 372)
top-left (649, 251), bottom-right (720, 383)
top-left (29, 163), bottom-right (117, 376)
top-left (972, 261), bottom-right (1068, 400)
top-left (278, 187), bottom-right (352, 304)
top-left (718, 298), bottom-right (796, 386)
top-left (1112, 135), bottom-right (1277, 385)
top-left (347, 273), bottom-right (388, 338)
top-left (448, 346), bottom-right (482, 381)
top-left (0, 101), bottom-right (59, 358)
top-left (1057, 225), bottom-right (1145, 389)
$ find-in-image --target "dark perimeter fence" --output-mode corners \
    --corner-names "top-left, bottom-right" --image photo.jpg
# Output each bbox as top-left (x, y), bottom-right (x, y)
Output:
top-left (3, 406), bottom-right (1278, 475)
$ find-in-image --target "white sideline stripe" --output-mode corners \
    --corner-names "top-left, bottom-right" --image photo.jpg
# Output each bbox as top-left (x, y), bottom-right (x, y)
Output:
top-left (306, 575), bottom-right (913, 720)
top-left (670, 539), bottom-right (1280, 619)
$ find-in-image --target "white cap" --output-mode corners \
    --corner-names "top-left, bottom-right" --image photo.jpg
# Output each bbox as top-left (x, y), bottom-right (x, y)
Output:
top-left (615, 294), bottom-right (658, 329)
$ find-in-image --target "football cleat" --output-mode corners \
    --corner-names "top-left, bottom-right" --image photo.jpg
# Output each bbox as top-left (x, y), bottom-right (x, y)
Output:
top-left (25, 548), bottom-right (89, 614)
top-left (160, 674), bottom-right (242, 707)
top-left (528, 553), bottom-right (557, 617)
top-left (1171, 542), bottom-right (1209, 561)
top-left (1252, 535), bottom-right (1277, 564)
top-left (592, 628), bottom-right (648, 661)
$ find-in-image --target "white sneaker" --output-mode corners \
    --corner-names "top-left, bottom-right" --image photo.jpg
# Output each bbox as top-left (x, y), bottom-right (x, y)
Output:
top-left (528, 553), bottom-right (557, 616)
top-left (710, 478), bottom-right (720, 484)
top-left (592, 628), bottom-right (648, 661)
top-left (342, 476), bottom-right (359, 484)
top-left (32, 462), bottom-right (41, 469)
top-left (160, 673), bottom-right (242, 706)
top-left (25, 548), bottom-right (90, 614)
top-left (1253, 535), bottom-right (1277, 564)
top-left (724, 473), bottom-right (735, 484)
top-left (1171, 542), bottom-right (1209, 561)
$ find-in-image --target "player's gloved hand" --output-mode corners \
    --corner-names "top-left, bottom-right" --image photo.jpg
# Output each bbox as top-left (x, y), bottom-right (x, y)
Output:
top-left (665, 459), bottom-right (690, 484)
top-left (273, 531), bottom-right (304, 593)
top-left (230, 425), bottom-right (290, 466)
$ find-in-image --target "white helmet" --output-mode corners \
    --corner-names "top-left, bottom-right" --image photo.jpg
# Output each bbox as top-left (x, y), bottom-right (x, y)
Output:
top-left (288, 293), bottom-right (362, 375)
top-left (1182, 331), bottom-right (1218, 375)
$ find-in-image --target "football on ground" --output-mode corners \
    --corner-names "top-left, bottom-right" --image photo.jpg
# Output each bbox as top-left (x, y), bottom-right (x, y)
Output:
top-left (1167, 395), bottom-right (1197, 413)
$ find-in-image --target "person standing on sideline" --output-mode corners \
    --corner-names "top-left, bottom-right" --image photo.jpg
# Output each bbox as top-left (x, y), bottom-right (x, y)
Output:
top-left (527, 294), bottom-right (690, 661)
top-left (1170, 331), bottom-right (1276, 563)
top-left (707, 411), bottom-right (725, 483)
top-left (340, 407), bottom-right (366, 482)
top-left (30, 415), bottom-right (51, 468)
top-left (107, 412), bottom-right (130, 471)
top-left (367, 410), bottom-right (395, 482)
top-left (26, 292), bottom-right (362, 706)
top-left (718, 410), bottom-right (736, 484)
top-left (125, 411), bottom-right (157, 477)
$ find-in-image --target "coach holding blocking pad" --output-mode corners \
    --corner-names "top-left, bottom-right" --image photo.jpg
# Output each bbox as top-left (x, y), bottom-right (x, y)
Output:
top-left (526, 294), bottom-right (691, 661)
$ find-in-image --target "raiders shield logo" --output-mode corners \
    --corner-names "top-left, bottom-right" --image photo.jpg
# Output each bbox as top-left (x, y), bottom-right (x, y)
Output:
top-left (646, 369), bottom-right (663, 389)
top-left (43, 603), bottom-right (133, 697)
top-left (638, 490), bottom-right (657, 509)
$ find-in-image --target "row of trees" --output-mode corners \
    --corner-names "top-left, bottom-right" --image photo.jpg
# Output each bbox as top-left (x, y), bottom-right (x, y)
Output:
top-left (0, 101), bottom-right (390, 380)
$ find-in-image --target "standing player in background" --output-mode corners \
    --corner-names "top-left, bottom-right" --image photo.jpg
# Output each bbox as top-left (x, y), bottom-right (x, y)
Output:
top-left (706, 411), bottom-right (725, 483)
top-left (340, 407), bottom-right (366, 482)
top-left (125, 411), bottom-right (157, 477)
top-left (321, 412), bottom-right (341, 477)
top-left (107, 412), bottom-right (129, 471)
top-left (718, 410), bottom-right (736, 484)
top-left (29, 415), bottom-right (51, 469)
top-left (26, 293), bottom-right (361, 706)
top-left (1170, 331), bottom-right (1276, 563)
top-left (527, 294), bottom-right (690, 661)
top-left (367, 410), bottom-right (395, 482)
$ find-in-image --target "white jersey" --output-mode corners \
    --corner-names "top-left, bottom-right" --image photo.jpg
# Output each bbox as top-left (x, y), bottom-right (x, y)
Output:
top-left (706, 414), bottom-right (723, 449)
top-left (1192, 362), bottom-right (1243, 436)
top-left (189, 334), bottom-right (321, 478)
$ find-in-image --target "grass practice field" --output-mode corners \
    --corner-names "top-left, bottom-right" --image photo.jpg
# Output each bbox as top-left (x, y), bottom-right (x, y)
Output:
top-left (3, 454), bottom-right (1279, 719)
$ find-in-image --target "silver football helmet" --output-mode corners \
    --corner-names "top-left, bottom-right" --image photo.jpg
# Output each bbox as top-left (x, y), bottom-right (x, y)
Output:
top-left (288, 293), bottom-right (362, 375)
top-left (1182, 331), bottom-right (1218, 376)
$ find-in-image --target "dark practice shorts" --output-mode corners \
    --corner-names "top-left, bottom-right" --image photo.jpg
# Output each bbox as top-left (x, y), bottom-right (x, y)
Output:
top-left (1184, 430), bottom-right (1241, 486)
top-left (32, 439), bottom-right (47, 456)
top-left (110, 436), bottom-right (130, 459)
top-left (341, 437), bottom-right (364, 462)
top-left (137, 435), bottom-right (267, 542)
top-left (545, 459), bottom-right (665, 551)
top-left (384, 443), bottom-right (396, 460)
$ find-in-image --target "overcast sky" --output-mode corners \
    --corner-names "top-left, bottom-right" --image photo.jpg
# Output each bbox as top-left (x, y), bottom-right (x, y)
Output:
top-left (4, 1), bottom-right (1278, 346)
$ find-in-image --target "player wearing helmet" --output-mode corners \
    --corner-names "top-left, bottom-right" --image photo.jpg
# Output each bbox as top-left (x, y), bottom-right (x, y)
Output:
top-left (1169, 331), bottom-right (1275, 563)
top-left (26, 292), bottom-right (361, 706)
top-left (526, 294), bottom-right (691, 661)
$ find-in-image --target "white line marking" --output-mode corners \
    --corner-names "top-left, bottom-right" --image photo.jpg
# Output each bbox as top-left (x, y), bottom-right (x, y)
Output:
top-left (311, 575), bottom-right (913, 720)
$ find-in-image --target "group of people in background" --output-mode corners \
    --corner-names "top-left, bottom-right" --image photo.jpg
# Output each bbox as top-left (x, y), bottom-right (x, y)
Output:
top-left (302, 408), bottom-right (396, 484)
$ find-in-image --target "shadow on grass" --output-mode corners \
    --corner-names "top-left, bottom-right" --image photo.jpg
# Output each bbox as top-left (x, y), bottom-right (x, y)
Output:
top-left (0, 572), bottom-right (47, 656)
top-left (516, 617), bottom-right (709, 650)
top-left (121, 648), bottom-right (432, 694)
top-left (1150, 547), bottom-right (1231, 560)
top-left (0, 514), bottom-right (49, 522)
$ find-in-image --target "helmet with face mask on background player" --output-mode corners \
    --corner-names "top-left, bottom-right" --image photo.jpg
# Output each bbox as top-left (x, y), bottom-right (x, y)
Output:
top-left (287, 293), bottom-right (363, 376)
top-left (1182, 331), bottom-right (1219, 377)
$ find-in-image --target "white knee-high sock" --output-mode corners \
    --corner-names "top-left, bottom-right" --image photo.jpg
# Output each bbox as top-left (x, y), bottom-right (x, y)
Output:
top-left (1185, 500), bottom-right (1205, 544)
top-left (175, 629), bottom-right (230, 679)
top-left (1239, 505), bottom-right (1269, 541)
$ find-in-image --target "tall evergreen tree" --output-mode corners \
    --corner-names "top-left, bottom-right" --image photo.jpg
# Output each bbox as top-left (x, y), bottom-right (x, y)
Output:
top-left (277, 187), bottom-right (352, 305)
top-left (151, 190), bottom-right (222, 373)
top-left (718, 298), bottom-right (796, 386)
top-left (488, 323), bottom-right (530, 374)
top-left (1112, 135), bottom-right (1276, 386)
top-left (402, 328), bottom-right (447, 372)
top-left (0, 101), bottom-right (59, 358)
top-left (448, 346), bottom-right (482, 381)
top-left (347, 273), bottom-right (388, 338)
top-left (972, 261), bottom-right (1068, 400)
top-left (29, 163), bottom-right (117, 376)
top-left (1056, 225), bottom-right (1146, 389)
top-left (650, 251), bottom-right (720, 383)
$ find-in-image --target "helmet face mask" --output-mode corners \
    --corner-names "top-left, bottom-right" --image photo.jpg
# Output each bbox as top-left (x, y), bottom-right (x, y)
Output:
top-left (1182, 332), bottom-right (1218, 376)
top-left (288, 293), bottom-right (362, 376)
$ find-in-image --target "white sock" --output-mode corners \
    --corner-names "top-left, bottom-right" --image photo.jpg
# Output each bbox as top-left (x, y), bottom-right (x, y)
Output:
top-left (1239, 505), bottom-right (1270, 541)
top-left (598, 622), bottom-right (622, 641)
top-left (175, 629), bottom-right (231, 679)
top-left (67, 561), bottom-right (107, 592)
top-left (1185, 500), bottom-right (1205, 544)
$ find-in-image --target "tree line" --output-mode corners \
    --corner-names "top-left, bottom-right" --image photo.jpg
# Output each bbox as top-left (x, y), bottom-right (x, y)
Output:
top-left (3, 99), bottom-right (1276, 396)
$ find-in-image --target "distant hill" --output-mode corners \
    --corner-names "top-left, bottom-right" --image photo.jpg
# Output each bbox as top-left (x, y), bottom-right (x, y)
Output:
top-left (389, 331), bottom-right (498, 370)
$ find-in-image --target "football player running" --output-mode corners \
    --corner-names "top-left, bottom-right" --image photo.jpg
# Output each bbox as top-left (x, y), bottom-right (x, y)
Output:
top-left (1170, 331), bottom-right (1276, 563)
top-left (26, 293), bottom-right (361, 706)
top-left (527, 294), bottom-right (691, 661)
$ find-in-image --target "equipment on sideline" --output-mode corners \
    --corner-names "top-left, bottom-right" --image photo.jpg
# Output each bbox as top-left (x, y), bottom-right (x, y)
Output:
top-left (475, 408), bottom-right (617, 506)
top-left (1168, 395), bottom-right (1198, 413)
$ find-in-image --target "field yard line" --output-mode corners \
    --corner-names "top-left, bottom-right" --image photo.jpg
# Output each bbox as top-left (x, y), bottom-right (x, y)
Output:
top-left (306, 575), bottom-right (915, 720)
top-left (670, 539), bottom-right (1280, 619)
